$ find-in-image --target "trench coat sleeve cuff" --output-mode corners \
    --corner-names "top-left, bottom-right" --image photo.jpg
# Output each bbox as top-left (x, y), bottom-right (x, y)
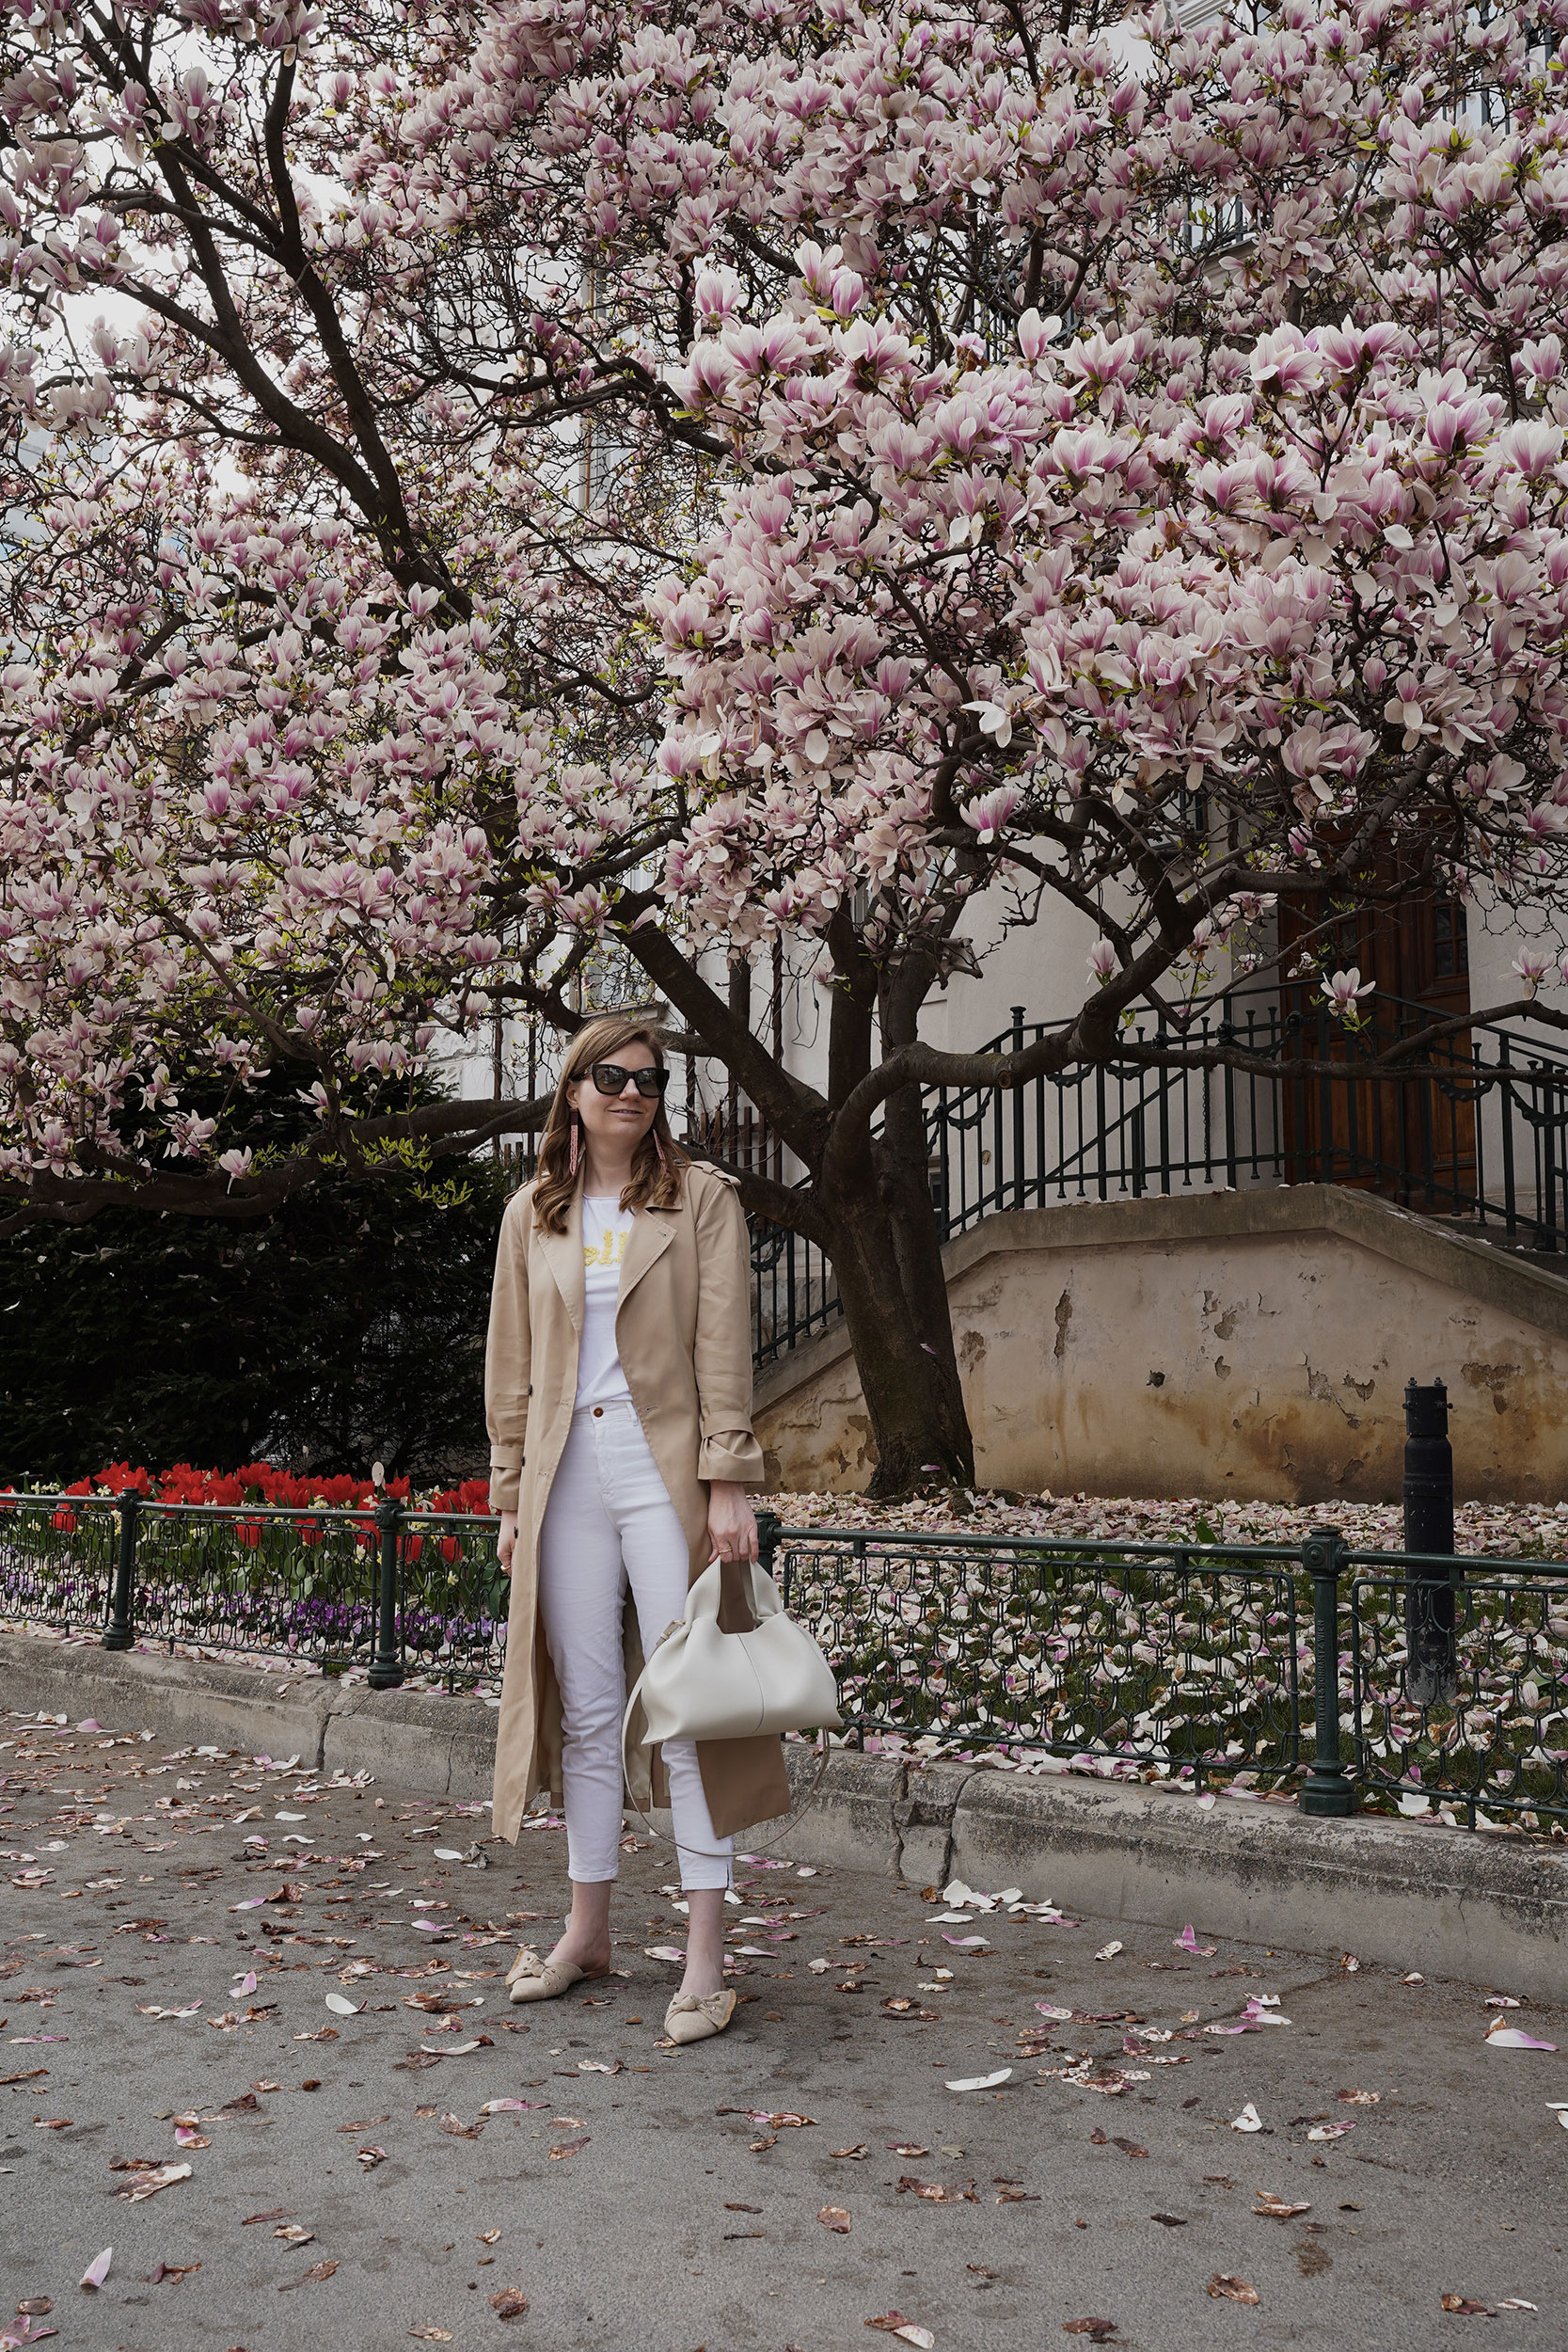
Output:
top-left (697, 1427), bottom-right (767, 1487)
top-left (489, 1454), bottom-right (524, 1515)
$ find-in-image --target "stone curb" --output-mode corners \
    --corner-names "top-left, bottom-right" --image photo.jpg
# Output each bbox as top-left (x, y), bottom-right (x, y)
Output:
top-left (0, 1630), bottom-right (496, 1801)
top-left (741, 1759), bottom-right (1568, 2004)
top-left (6, 1630), bottom-right (1565, 1997)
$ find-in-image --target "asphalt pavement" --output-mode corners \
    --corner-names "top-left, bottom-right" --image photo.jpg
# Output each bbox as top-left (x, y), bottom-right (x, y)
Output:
top-left (2, 1708), bottom-right (1564, 2350)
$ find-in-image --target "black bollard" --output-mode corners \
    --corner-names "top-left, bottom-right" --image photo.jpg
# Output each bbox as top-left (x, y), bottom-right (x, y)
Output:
top-left (1402, 1377), bottom-right (1457, 1708)
top-left (103, 1490), bottom-right (138, 1652)
top-left (368, 1494), bottom-right (405, 1691)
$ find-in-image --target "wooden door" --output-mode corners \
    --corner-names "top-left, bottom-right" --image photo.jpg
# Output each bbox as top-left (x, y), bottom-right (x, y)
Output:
top-left (1278, 872), bottom-right (1476, 1211)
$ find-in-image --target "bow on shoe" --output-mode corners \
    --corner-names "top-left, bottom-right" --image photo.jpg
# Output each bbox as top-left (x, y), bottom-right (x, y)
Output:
top-left (664, 1988), bottom-right (736, 2044)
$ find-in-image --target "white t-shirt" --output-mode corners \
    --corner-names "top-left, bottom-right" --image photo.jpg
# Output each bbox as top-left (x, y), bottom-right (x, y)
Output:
top-left (577, 1196), bottom-right (636, 1408)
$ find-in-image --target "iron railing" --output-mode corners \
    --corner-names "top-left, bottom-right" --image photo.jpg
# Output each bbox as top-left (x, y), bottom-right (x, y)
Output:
top-left (8, 1494), bottom-right (1562, 1829)
top-left (761, 1515), bottom-right (1568, 1832)
top-left (749, 987), bottom-right (1568, 1364)
top-left (769, 1518), bottom-right (1307, 1787)
top-left (0, 1491), bottom-right (507, 1692)
top-left (1344, 1539), bottom-right (1568, 1831)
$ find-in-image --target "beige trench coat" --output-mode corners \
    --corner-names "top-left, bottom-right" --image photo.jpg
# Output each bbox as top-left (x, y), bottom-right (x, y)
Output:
top-left (484, 1160), bottom-right (791, 1847)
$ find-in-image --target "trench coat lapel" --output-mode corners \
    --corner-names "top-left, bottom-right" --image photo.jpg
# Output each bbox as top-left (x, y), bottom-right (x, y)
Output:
top-left (535, 1187), bottom-right (585, 1331)
top-left (617, 1202), bottom-right (674, 1315)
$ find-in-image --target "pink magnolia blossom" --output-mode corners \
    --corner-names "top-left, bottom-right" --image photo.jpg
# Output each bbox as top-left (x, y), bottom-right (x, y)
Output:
top-left (1512, 949), bottom-right (1556, 994)
top-left (1321, 969), bottom-right (1375, 1025)
top-left (964, 785), bottom-right (1021, 846)
top-left (1, 0), bottom-right (1568, 1218)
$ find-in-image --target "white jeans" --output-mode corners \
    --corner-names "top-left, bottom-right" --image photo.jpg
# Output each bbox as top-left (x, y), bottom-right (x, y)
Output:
top-left (537, 1400), bottom-right (733, 1892)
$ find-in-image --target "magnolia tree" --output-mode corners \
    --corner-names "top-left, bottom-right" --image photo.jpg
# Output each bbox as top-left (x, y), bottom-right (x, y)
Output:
top-left (4, 0), bottom-right (1568, 1487)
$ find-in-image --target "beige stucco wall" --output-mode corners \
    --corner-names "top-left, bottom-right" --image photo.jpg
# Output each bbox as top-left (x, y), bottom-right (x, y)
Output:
top-left (753, 1186), bottom-right (1568, 1503)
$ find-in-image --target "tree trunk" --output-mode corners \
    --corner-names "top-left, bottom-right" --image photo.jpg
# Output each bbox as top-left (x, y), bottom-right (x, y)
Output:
top-left (880, 1066), bottom-right (970, 1458)
top-left (816, 1176), bottom-right (976, 1495)
top-left (636, 914), bottom-right (976, 1490)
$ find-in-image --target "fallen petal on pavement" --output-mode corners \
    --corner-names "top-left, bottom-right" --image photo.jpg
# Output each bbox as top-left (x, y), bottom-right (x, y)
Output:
top-left (116, 2162), bottom-right (193, 2202)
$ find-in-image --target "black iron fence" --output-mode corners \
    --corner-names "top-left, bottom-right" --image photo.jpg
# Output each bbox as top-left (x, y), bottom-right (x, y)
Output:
top-left (749, 987), bottom-right (1568, 1364)
top-left (766, 1515), bottom-right (1567, 1832)
top-left (772, 1518), bottom-right (1309, 1788)
top-left (4, 1496), bottom-right (1564, 1831)
top-left (1345, 1540), bottom-right (1568, 1829)
top-left (0, 1491), bottom-right (506, 1692)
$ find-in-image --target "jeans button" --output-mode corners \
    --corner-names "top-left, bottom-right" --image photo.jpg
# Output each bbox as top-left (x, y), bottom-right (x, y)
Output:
top-left (593, 1406), bottom-right (603, 1417)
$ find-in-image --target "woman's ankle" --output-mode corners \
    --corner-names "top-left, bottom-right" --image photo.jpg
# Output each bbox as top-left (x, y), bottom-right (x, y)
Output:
top-left (552, 1926), bottom-right (611, 1956)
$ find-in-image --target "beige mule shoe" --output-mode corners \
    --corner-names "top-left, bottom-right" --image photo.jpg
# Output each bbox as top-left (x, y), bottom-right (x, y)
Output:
top-left (506, 1946), bottom-right (608, 2005)
top-left (663, 1988), bottom-right (736, 2044)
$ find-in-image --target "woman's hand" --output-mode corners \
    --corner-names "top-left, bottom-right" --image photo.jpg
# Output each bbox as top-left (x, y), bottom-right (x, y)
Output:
top-left (706, 1481), bottom-right (758, 1566)
top-left (497, 1511), bottom-right (518, 1576)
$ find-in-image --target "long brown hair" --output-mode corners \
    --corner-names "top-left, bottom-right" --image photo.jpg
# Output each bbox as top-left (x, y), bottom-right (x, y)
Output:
top-left (531, 1012), bottom-right (689, 1234)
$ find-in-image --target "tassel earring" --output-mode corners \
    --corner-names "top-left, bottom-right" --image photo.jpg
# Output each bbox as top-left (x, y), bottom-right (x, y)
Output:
top-left (568, 1114), bottom-right (578, 1176)
top-left (653, 1127), bottom-right (666, 1165)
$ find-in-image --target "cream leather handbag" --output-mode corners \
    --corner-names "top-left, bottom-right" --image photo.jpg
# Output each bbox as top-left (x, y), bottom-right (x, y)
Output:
top-left (632, 1557), bottom-right (842, 1744)
top-left (620, 1556), bottom-right (841, 1851)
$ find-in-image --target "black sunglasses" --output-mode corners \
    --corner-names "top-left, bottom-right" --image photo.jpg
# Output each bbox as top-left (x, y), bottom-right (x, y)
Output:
top-left (586, 1061), bottom-right (669, 1099)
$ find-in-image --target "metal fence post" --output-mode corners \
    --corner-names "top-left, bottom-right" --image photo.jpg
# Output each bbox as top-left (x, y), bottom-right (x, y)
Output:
top-left (103, 1492), bottom-right (138, 1652)
top-left (756, 1507), bottom-right (783, 1604)
top-left (1010, 1005), bottom-right (1025, 1210)
top-left (1403, 1376), bottom-right (1458, 1707)
top-left (1298, 1523), bottom-right (1354, 1816)
top-left (368, 1496), bottom-right (405, 1691)
top-left (1219, 1014), bottom-right (1238, 1192)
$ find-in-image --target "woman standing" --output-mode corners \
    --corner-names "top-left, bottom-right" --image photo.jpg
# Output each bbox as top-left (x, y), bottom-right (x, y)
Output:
top-left (485, 1013), bottom-right (789, 2046)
